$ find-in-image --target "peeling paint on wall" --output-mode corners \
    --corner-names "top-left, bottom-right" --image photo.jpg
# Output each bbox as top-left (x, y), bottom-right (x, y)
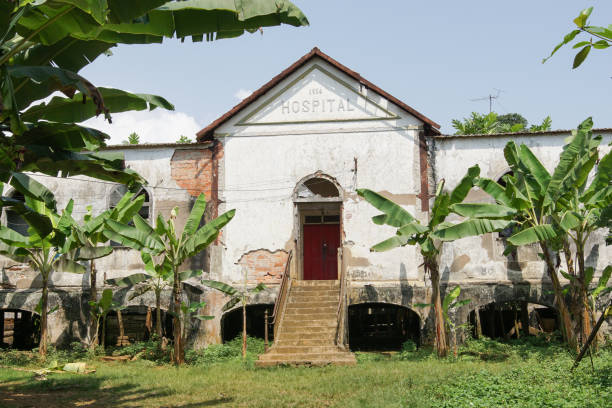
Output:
top-left (236, 249), bottom-right (289, 283)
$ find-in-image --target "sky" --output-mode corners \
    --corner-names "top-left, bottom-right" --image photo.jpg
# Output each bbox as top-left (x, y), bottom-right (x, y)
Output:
top-left (81, 1), bottom-right (612, 144)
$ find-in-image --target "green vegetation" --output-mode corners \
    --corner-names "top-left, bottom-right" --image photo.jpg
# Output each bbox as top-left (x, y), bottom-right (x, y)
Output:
top-left (122, 132), bottom-right (140, 145)
top-left (357, 168), bottom-right (511, 356)
top-left (451, 112), bottom-right (552, 135)
top-left (105, 193), bottom-right (235, 365)
top-left (544, 7), bottom-right (611, 69)
top-left (0, 339), bottom-right (609, 407)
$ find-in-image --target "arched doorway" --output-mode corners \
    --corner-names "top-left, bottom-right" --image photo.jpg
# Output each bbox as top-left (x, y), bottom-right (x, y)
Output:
top-left (221, 304), bottom-right (274, 343)
top-left (468, 301), bottom-right (559, 339)
top-left (1, 309), bottom-right (40, 349)
top-left (294, 174), bottom-right (343, 280)
top-left (348, 303), bottom-right (421, 351)
top-left (101, 306), bottom-right (173, 346)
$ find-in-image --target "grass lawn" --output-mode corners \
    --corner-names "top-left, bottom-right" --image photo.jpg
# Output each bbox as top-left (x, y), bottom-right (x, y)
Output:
top-left (0, 340), bottom-right (610, 407)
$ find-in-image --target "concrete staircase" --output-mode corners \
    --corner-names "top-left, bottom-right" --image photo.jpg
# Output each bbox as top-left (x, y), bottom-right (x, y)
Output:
top-left (256, 280), bottom-right (356, 366)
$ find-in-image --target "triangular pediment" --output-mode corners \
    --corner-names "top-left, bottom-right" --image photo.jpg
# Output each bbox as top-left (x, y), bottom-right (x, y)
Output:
top-left (237, 64), bottom-right (399, 126)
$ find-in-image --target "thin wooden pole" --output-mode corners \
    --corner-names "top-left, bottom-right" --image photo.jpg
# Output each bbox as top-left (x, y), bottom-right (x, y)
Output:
top-left (474, 307), bottom-right (482, 339)
top-left (572, 304), bottom-right (610, 371)
top-left (264, 309), bottom-right (269, 352)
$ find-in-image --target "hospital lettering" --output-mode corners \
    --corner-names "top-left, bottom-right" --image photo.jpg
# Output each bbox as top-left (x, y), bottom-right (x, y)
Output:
top-left (281, 98), bottom-right (355, 114)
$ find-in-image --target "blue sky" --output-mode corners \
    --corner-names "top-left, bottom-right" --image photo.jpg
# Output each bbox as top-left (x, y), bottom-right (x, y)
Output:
top-left (82, 1), bottom-right (612, 143)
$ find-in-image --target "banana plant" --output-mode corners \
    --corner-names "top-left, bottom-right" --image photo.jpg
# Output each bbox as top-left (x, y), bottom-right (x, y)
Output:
top-left (105, 193), bottom-right (235, 365)
top-left (469, 118), bottom-right (610, 350)
top-left (357, 166), bottom-right (512, 357)
top-left (105, 252), bottom-right (191, 340)
top-left (176, 301), bottom-right (214, 344)
top-left (89, 288), bottom-right (124, 349)
top-left (0, 1), bottom-right (308, 209)
top-left (59, 191), bottom-right (145, 345)
top-left (0, 195), bottom-right (94, 356)
top-left (203, 270), bottom-right (266, 359)
top-left (414, 286), bottom-right (471, 357)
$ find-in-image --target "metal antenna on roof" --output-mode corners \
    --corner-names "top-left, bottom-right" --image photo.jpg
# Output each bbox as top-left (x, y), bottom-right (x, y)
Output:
top-left (470, 89), bottom-right (504, 113)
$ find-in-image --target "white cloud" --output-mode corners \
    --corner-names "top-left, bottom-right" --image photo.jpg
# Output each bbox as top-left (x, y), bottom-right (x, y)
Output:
top-left (234, 89), bottom-right (252, 100)
top-left (82, 109), bottom-right (202, 145)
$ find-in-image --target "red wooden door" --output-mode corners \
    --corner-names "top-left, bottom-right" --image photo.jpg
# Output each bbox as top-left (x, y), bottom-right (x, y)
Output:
top-left (303, 224), bottom-right (340, 280)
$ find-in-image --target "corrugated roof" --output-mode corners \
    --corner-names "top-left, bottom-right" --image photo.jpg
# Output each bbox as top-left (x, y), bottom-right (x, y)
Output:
top-left (101, 141), bottom-right (213, 150)
top-left (436, 128), bottom-right (612, 139)
top-left (196, 47), bottom-right (440, 141)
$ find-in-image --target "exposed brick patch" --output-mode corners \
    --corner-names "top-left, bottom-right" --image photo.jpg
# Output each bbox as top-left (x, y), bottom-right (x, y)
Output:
top-left (236, 249), bottom-right (289, 283)
top-left (170, 149), bottom-right (214, 198)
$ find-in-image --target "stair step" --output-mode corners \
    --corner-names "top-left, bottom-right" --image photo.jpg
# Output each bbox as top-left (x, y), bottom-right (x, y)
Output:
top-left (285, 300), bottom-right (338, 308)
top-left (274, 338), bottom-right (336, 346)
top-left (292, 280), bottom-right (339, 287)
top-left (255, 358), bottom-right (356, 367)
top-left (270, 345), bottom-right (341, 354)
top-left (285, 307), bottom-right (336, 315)
top-left (291, 288), bottom-right (340, 294)
top-left (281, 320), bottom-right (337, 328)
top-left (278, 326), bottom-right (336, 341)
top-left (259, 352), bottom-right (354, 361)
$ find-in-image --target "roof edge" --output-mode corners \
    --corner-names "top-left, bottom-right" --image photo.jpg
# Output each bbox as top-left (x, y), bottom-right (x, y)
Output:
top-left (436, 128), bottom-right (612, 139)
top-left (196, 47), bottom-right (440, 141)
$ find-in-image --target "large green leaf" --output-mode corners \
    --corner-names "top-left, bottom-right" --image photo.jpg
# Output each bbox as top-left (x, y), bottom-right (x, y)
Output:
top-left (474, 177), bottom-right (513, 207)
top-left (582, 149), bottom-right (612, 204)
top-left (397, 222), bottom-right (429, 236)
top-left (19, 122), bottom-right (109, 152)
top-left (508, 225), bottom-right (557, 246)
top-left (9, 172), bottom-right (57, 210)
top-left (202, 279), bottom-right (238, 296)
top-left (356, 189), bottom-right (415, 227)
top-left (450, 203), bottom-right (516, 219)
top-left (442, 286), bottom-right (461, 314)
top-left (8, 65), bottom-right (104, 111)
top-left (180, 209), bottom-right (235, 260)
top-left (370, 234), bottom-right (409, 252)
top-left (449, 165), bottom-right (480, 206)
top-left (221, 296), bottom-right (240, 312)
top-left (127, 284), bottom-right (153, 301)
top-left (22, 87), bottom-right (174, 123)
top-left (518, 144), bottom-right (550, 193)
top-left (431, 219), bottom-right (511, 241)
top-left (182, 193), bottom-right (207, 241)
top-left (0, 241), bottom-right (30, 261)
top-left (0, 226), bottom-right (30, 247)
top-left (0, 195), bottom-right (53, 237)
top-left (72, 245), bottom-right (113, 260)
top-left (592, 265), bottom-right (611, 299)
top-left (178, 269), bottom-right (204, 282)
top-left (105, 219), bottom-right (165, 252)
top-left (56, 258), bottom-right (86, 274)
top-left (106, 273), bottom-right (151, 287)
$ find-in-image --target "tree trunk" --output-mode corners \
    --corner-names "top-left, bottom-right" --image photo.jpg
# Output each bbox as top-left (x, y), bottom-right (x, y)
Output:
top-left (39, 274), bottom-right (49, 357)
top-left (242, 302), bottom-right (247, 359)
top-left (521, 301), bottom-right (530, 337)
top-left (101, 315), bottom-right (106, 349)
top-left (474, 307), bottom-right (482, 339)
top-left (540, 242), bottom-right (577, 351)
top-left (89, 258), bottom-right (97, 344)
top-left (429, 261), bottom-right (447, 357)
top-left (155, 292), bottom-right (162, 339)
top-left (117, 309), bottom-right (125, 341)
top-left (576, 242), bottom-right (593, 349)
top-left (172, 268), bottom-right (183, 365)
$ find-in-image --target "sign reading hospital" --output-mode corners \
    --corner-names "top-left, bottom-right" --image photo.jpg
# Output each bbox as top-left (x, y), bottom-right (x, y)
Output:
top-left (238, 65), bottom-right (396, 125)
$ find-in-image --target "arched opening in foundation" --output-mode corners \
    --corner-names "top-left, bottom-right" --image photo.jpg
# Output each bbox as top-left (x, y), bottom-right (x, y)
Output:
top-left (1, 309), bottom-right (40, 349)
top-left (348, 303), bottom-right (421, 351)
top-left (221, 304), bottom-right (274, 343)
top-left (100, 306), bottom-right (173, 346)
top-left (468, 301), bottom-right (559, 339)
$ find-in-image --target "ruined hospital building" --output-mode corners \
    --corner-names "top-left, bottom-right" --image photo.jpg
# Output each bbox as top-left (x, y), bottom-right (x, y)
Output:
top-left (1, 48), bottom-right (610, 363)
